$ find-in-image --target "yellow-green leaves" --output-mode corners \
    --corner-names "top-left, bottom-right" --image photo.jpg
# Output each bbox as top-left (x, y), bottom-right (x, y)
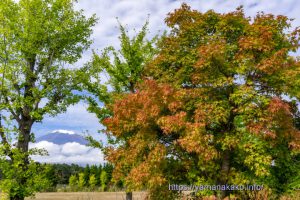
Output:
top-left (0, 0), bottom-right (96, 199)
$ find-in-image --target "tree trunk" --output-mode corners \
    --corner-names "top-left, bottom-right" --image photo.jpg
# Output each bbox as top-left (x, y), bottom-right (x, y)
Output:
top-left (17, 125), bottom-right (31, 152)
top-left (126, 192), bottom-right (133, 200)
top-left (218, 150), bottom-right (230, 199)
top-left (17, 120), bottom-right (32, 162)
top-left (10, 193), bottom-right (25, 200)
top-left (10, 120), bottom-right (33, 200)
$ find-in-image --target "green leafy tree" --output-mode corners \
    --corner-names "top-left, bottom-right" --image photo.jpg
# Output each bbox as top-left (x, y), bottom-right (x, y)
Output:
top-left (88, 174), bottom-right (97, 190)
top-left (82, 21), bottom-right (157, 120)
top-left (100, 170), bottom-right (108, 191)
top-left (78, 172), bottom-right (86, 190)
top-left (69, 174), bottom-right (78, 191)
top-left (97, 165), bottom-right (103, 186)
top-left (102, 4), bottom-right (300, 200)
top-left (0, 156), bottom-right (51, 199)
top-left (83, 21), bottom-right (157, 199)
top-left (43, 164), bottom-right (58, 192)
top-left (90, 165), bottom-right (100, 186)
top-left (0, 0), bottom-right (96, 199)
top-left (83, 164), bottom-right (90, 186)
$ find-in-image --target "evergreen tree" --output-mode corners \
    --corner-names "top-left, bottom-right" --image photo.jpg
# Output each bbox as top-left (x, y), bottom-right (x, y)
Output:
top-left (69, 175), bottom-right (78, 191)
top-left (88, 174), bottom-right (97, 190)
top-left (78, 173), bottom-right (85, 190)
top-left (100, 171), bottom-right (108, 191)
top-left (83, 164), bottom-right (90, 187)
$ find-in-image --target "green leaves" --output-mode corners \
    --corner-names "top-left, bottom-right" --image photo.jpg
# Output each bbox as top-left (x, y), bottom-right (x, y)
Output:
top-left (88, 20), bottom-right (157, 94)
top-left (0, 149), bottom-right (51, 199)
top-left (0, 0), bottom-right (97, 199)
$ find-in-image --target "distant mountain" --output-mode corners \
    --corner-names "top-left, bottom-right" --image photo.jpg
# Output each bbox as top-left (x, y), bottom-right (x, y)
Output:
top-left (36, 130), bottom-right (88, 145)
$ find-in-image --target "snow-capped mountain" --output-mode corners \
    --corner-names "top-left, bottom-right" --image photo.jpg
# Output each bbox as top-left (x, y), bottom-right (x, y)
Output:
top-left (31, 129), bottom-right (104, 165)
top-left (36, 130), bottom-right (88, 145)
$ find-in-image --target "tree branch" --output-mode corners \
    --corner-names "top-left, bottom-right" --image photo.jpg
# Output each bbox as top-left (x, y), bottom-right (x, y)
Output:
top-left (0, 114), bottom-right (13, 159)
top-left (4, 96), bottom-right (21, 124)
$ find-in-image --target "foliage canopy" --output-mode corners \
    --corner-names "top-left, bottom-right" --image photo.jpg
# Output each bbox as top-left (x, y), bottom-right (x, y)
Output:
top-left (0, 0), bottom-right (96, 199)
top-left (100, 4), bottom-right (300, 199)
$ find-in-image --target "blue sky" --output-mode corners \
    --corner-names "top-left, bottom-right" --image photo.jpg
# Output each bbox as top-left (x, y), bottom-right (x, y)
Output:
top-left (30, 0), bottom-right (300, 164)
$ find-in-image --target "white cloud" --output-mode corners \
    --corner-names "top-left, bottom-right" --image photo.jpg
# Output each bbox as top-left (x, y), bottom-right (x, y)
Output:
top-left (30, 141), bottom-right (61, 155)
top-left (29, 141), bottom-right (105, 165)
top-left (61, 142), bottom-right (90, 156)
top-left (32, 0), bottom-right (300, 153)
top-left (52, 129), bottom-right (75, 135)
top-left (76, 0), bottom-right (300, 55)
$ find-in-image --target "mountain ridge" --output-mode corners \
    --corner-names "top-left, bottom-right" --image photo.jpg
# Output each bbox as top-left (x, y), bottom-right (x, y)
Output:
top-left (36, 131), bottom-right (88, 145)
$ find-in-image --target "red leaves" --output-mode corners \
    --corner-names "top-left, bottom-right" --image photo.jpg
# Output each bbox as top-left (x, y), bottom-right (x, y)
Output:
top-left (194, 41), bottom-right (226, 69)
top-left (103, 80), bottom-right (189, 137)
top-left (238, 25), bottom-right (274, 54)
top-left (157, 111), bottom-right (187, 135)
top-left (268, 97), bottom-right (291, 115)
top-left (103, 79), bottom-right (221, 189)
top-left (246, 97), bottom-right (300, 150)
top-left (257, 49), bottom-right (290, 74)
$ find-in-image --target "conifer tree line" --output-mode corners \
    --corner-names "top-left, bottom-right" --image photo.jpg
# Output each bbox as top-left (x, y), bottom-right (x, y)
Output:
top-left (41, 163), bottom-right (115, 192)
top-left (0, 163), bottom-right (114, 192)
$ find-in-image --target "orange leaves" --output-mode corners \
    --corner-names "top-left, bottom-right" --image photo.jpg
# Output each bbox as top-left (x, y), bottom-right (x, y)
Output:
top-left (165, 3), bottom-right (199, 29)
top-left (103, 80), bottom-right (174, 136)
top-left (167, 101), bottom-right (183, 113)
top-left (196, 41), bottom-right (226, 67)
top-left (101, 5), bottom-right (300, 195)
top-left (125, 144), bottom-right (167, 190)
top-left (157, 111), bottom-right (187, 135)
top-left (177, 123), bottom-right (217, 161)
top-left (194, 40), bottom-right (226, 71)
top-left (126, 162), bottom-right (151, 189)
top-left (103, 79), bottom-right (224, 190)
top-left (246, 97), bottom-right (300, 150)
top-left (103, 80), bottom-right (189, 137)
top-left (147, 143), bottom-right (167, 165)
top-left (268, 97), bottom-right (291, 115)
top-left (238, 25), bottom-right (274, 54)
top-left (247, 122), bottom-right (277, 139)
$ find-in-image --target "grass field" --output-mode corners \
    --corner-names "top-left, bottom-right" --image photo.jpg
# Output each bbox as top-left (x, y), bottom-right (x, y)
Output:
top-left (24, 192), bottom-right (147, 200)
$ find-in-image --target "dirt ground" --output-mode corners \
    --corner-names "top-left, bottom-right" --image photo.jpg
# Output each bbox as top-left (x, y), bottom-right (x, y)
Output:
top-left (25, 192), bottom-right (147, 200)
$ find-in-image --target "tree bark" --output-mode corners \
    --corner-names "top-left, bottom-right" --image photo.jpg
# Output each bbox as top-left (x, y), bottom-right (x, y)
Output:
top-left (10, 194), bottom-right (25, 200)
top-left (218, 150), bottom-right (230, 199)
top-left (126, 192), bottom-right (133, 200)
top-left (17, 121), bottom-right (32, 153)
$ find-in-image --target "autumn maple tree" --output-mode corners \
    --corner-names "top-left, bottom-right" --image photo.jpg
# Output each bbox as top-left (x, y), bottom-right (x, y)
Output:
top-left (100, 4), bottom-right (300, 200)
